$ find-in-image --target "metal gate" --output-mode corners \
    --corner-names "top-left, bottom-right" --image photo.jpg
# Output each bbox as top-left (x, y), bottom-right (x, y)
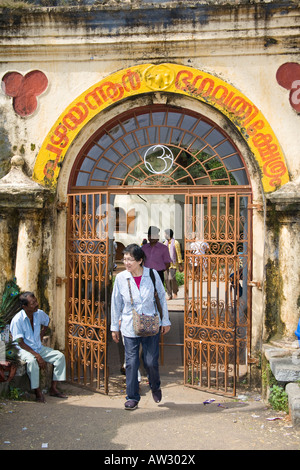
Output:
top-left (66, 192), bottom-right (110, 392)
top-left (184, 192), bottom-right (252, 395)
top-left (65, 105), bottom-right (253, 395)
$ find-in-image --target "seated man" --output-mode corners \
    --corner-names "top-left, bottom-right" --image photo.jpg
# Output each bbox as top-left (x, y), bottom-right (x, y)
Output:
top-left (10, 292), bottom-right (67, 403)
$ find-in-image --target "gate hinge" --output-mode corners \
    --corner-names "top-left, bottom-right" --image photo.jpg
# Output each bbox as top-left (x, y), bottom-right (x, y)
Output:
top-left (248, 203), bottom-right (263, 211)
top-left (56, 277), bottom-right (68, 286)
top-left (247, 355), bottom-right (259, 365)
top-left (57, 201), bottom-right (68, 211)
top-left (248, 280), bottom-right (262, 290)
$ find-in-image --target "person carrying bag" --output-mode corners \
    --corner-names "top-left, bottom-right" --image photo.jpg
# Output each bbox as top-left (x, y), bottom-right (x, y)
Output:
top-left (128, 268), bottom-right (163, 337)
top-left (110, 244), bottom-right (171, 411)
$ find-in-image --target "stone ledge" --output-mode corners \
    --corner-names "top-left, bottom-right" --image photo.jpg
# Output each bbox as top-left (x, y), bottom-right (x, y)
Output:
top-left (270, 357), bottom-right (300, 383)
top-left (263, 344), bottom-right (300, 383)
top-left (286, 383), bottom-right (300, 429)
top-left (267, 176), bottom-right (300, 212)
top-left (0, 336), bottom-right (53, 397)
top-left (0, 361), bottom-right (30, 397)
top-left (263, 343), bottom-right (300, 429)
top-left (0, 155), bottom-right (49, 209)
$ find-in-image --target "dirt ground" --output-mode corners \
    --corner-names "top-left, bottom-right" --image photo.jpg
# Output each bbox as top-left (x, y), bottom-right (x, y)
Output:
top-left (1, 304), bottom-right (299, 452)
top-left (0, 376), bottom-right (299, 452)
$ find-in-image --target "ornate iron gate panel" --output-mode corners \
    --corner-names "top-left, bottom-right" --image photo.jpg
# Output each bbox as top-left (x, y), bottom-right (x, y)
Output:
top-left (184, 192), bottom-right (252, 396)
top-left (66, 192), bottom-right (109, 393)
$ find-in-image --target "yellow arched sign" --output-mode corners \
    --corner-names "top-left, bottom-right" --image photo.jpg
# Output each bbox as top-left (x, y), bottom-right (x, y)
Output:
top-left (33, 63), bottom-right (289, 192)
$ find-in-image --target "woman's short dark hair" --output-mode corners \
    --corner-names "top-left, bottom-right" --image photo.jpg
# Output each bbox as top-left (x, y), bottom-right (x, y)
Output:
top-left (123, 244), bottom-right (146, 265)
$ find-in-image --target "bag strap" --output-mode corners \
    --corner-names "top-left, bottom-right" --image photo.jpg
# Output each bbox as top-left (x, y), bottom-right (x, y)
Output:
top-left (127, 278), bottom-right (134, 306)
top-left (150, 269), bottom-right (162, 318)
top-left (128, 270), bottom-right (162, 317)
top-left (149, 268), bottom-right (157, 292)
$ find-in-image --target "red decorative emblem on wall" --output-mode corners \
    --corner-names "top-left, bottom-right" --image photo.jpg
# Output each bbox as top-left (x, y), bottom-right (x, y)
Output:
top-left (1, 70), bottom-right (48, 117)
top-left (276, 62), bottom-right (300, 113)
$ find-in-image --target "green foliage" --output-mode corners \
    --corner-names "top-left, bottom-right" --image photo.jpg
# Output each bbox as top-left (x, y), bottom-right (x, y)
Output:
top-left (268, 385), bottom-right (289, 413)
top-left (0, 0), bottom-right (30, 8)
top-left (175, 271), bottom-right (184, 286)
top-left (8, 386), bottom-right (25, 401)
top-left (262, 363), bottom-right (277, 391)
top-left (0, 278), bottom-right (22, 365)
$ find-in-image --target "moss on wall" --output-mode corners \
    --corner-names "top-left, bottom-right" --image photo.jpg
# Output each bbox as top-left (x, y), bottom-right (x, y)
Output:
top-left (261, 354), bottom-right (277, 398)
top-left (0, 1), bottom-right (294, 35)
top-left (37, 254), bottom-right (51, 314)
top-left (265, 258), bottom-right (285, 341)
top-left (264, 202), bottom-right (287, 341)
top-left (36, 207), bottom-right (55, 315)
top-left (6, 209), bottom-right (19, 272)
top-left (0, 125), bottom-right (13, 180)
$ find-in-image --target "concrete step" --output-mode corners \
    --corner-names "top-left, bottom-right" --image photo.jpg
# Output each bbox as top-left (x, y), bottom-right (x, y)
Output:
top-left (264, 344), bottom-right (300, 383)
top-left (263, 343), bottom-right (300, 428)
top-left (270, 356), bottom-right (300, 383)
top-left (286, 383), bottom-right (300, 428)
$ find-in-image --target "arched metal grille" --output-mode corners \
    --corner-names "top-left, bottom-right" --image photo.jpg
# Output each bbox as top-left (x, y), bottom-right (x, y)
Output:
top-left (70, 106), bottom-right (249, 190)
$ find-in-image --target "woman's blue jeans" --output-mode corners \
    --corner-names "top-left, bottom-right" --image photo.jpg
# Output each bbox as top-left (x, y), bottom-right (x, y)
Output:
top-left (123, 332), bottom-right (160, 402)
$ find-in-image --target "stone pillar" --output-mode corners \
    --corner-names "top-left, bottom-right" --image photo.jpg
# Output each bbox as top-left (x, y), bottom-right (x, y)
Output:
top-left (0, 155), bottom-right (49, 295)
top-left (15, 209), bottom-right (43, 293)
top-left (0, 210), bottom-right (15, 294)
top-left (267, 178), bottom-right (300, 345)
top-left (278, 211), bottom-right (300, 340)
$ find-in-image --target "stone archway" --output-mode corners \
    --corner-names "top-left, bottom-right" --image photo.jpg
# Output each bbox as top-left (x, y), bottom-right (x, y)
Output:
top-left (33, 63), bottom-right (289, 194)
top-left (31, 63), bottom-right (290, 394)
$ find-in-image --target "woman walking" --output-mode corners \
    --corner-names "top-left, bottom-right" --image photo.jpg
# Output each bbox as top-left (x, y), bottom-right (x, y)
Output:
top-left (111, 244), bottom-right (171, 410)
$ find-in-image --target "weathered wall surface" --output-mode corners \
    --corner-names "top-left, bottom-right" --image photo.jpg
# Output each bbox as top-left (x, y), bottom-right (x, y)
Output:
top-left (1, 2), bottom-right (299, 179)
top-left (0, 1), bottom-right (299, 354)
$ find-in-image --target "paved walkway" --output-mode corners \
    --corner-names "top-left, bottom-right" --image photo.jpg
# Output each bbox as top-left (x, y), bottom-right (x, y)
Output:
top-left (1, 316), bottom-right (300, 452)
top-left (0, 376), bottom-right (299, 451)
top-left (1, 285), bottom-right (299, 451)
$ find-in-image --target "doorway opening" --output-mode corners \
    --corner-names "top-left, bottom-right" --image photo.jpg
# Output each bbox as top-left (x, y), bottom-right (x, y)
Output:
top-left (108, 193), bottom-right (186, 393)
top-left (66, 188), bottom-right (251, 396)
top-left (66, 104), bottom-right (252, 396)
